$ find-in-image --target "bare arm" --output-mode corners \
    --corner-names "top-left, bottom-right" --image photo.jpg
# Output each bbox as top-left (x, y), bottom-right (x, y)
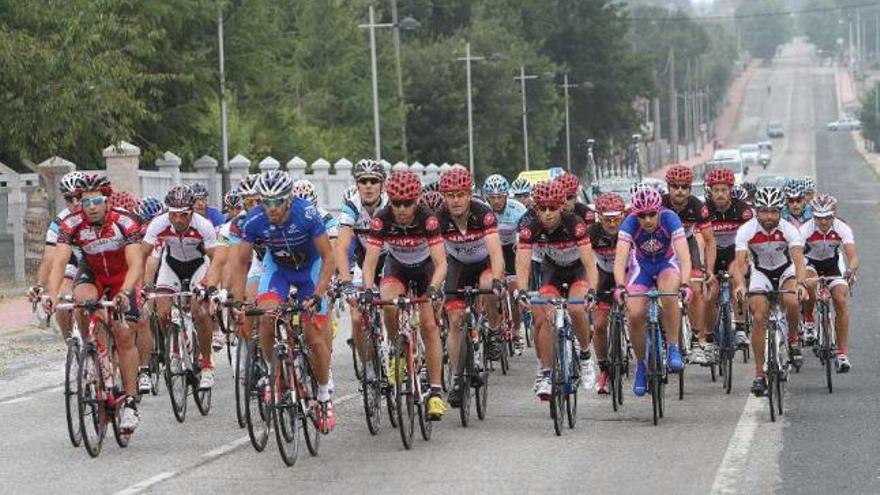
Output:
top-left (335, 226), bottom-right (355, 283)
top-left (46, 243), bottom-right (73, 299)
top-left (428, 242), bottom-right (447, 289)
top-left (844, 244), bottom-right (859, 273)
top-left (791, 246), bottom-right (806, 285)
top-left (515, 247), bottom-right (532, 291)
top-left (36, 245), bottom-right (56, 286)
top-left (733, 250), bottom-right (749, 294)
top-left (613, 242), bottom-right (632, 287)
top-left (672, 237), bottom-right (692, 286)
top-left (121, 244), bottom-right (144, 292)
top-left (203, 246), bottom-right (222, 288)
top-left (701, 227), bottom-right (717, 278)
top-left (579, 243), bottom-right (599, 292)
top-left (485, 232), bottom-right (505, 280)
top-left (361, 243), bottom-right (381, 290)
top-left (312, 234), bottom-right (335, 298)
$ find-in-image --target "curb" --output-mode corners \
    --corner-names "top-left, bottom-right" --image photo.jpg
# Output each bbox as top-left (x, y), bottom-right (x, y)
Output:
top-left (835, 65), bottom-right (880, 178)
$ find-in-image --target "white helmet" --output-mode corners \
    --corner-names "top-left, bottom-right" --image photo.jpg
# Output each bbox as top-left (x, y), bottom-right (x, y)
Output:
top-left (257, 170), bottom-right (293, 198)
top-left (753, 186), bottom-right (785, 209)
top-left (291, 179), bottom-right (318, 207)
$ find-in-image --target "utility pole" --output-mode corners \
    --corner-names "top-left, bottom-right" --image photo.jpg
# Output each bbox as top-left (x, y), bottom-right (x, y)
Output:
top-left (218, 8), bottom-right (230, 194)
top-left (668, 47), bottom-right (678, 164)
top-left (560, 74), bottom-right (580, 172)
top-left (390, 0), bottom-right (408, 161)
top-left (514, 65), bottom-right (538, 170)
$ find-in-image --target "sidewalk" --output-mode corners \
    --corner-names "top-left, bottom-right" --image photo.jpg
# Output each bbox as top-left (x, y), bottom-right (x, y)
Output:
top-left (834, 64), bottom-right (880, 177)
top-left (0, 297), bottom-right (42, 337)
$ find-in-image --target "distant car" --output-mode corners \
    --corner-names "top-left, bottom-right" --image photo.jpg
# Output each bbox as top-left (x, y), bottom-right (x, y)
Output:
top-left (757, 141), bottom-right (772, 169)
top-left (691, 181), bottom-right (707, 202)
top-left (739, 143), bottom-right (760, 170)
top-left (827, 117), bottom-right (861, 131)
top-left (591, 177), bottom-right (640, 203)
top-left (766, 121), bottom-right (785, 138)
top-left (754, 174), bottom-right (788, 189)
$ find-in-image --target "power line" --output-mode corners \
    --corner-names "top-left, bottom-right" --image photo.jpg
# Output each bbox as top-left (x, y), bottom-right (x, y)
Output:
top-left (628, 0), bottom-right (880, 23)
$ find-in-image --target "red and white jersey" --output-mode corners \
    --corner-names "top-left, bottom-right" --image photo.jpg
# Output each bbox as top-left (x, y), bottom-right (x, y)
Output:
top-left (57, 207), bottom-right (142, 278)
top-left (799, 218), bottom-right (854, 263)
top-left (735, 218), bottom-right (803, 271)
top-left (144, 212), bottom-right (218, 263)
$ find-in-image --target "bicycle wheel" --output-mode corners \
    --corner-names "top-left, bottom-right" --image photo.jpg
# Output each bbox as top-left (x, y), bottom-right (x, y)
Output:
top-left (149, 313), bottom-right (162, 396)
top-left (499, 334), bottom-right (510, 375)
top-left (677, 327), bottom-right (685, 401)
top-left (721, 309), bottom-right (734, 394)
top-left (648, 326), bottom-right (661, 426)
top-left (271, 358), bottom-right (301, 467)
top-left (361, 337), bottom-right (383, 435)
top-left (65, 338), bottom-right (82, 447)
top-left (417, 357), bottom-right (432, 442)
top-left (767, 325), bottom-right (777, 422)
top-left (475, 332), bottom-right (488, 421)
top-left (112, 400), bottom-right (131, 448)
top-left (550, 333), bottom-right (564, 436)
top-left (349, 337), bottom-right (364, 382)
top-left (566, 339), bottom-right (579, 429)
top-left (523, 310), bottom-right (533, 348)
top-left (300, 356), bottom-right (321, 457)
top-left (394, 346), bottom-right (415, 449)
top-left (77, 346), bottom-right (106, 458)
top-left (821, 306), bottom-right (833, 394)
top-left (234, 337), bottom-right (248, 428)
top-left (192, 333), bottom-right (212, 417)
top-left (244, 348), bottom-right (270, 452)
top-left (164, 323), bottom-right (188, 423)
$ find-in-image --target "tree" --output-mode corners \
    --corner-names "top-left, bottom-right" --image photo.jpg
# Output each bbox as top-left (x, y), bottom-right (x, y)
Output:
top-left (798, 0), bottom-right (843, 54)
top-left (735, 0), bottom-right (793, 60)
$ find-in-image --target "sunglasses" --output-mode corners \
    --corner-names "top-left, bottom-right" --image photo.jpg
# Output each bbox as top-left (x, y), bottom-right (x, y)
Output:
top-left (600, 214), bottom-right (623, 222)
top-left (669, 184), bottom-right (690, 191)
top-left (358, 178), bottom-right (382, 186)
top-left (637, 210), bottom-right (658, 219)
top-left (786, 197), bottom-right (803, 203)
top-left (391, 199), bottom-right (416, 208)
top-left (566, 195), bottom-right (577, 201)
top-left (80, 196), bottom-right (106, 207)
top-left (537, 205), bottom-right (561, 213)
top-left (262, 197), bottom-right (288, 208)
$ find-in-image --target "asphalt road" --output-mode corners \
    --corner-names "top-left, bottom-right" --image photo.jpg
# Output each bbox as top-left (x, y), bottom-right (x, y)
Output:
top-left (1, 40), bottom-right (877, 495)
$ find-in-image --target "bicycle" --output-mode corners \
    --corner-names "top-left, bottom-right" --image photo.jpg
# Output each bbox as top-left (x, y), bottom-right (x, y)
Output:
top-left (446, 287), bottom-right (493, 428)
top-left (806, 276), bottom-right (847, 394)
top-left (527, 289), bottom-right (584, 435)
top-left (604, 297), bottom-right (631, 412)
top-left (486, 285), bottom-right (515, 375)
top-left (713, 271), bottom-right (736, 395)
top-left (57, 299), bottom-right (131, 458)
top-left (745, 289), bottom-right (794, 422)
top-left (370, 291), bottom-right (436, 449)
top-left (142, 293), bottom-right (165, 399)
top-left (355, 290), bottom-right (398, 435)
top-left (55, 295), bottom-right (83, 447)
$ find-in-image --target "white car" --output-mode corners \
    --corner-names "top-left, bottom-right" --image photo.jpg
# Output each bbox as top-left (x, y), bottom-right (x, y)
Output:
top-left (739, 143), bottom-right (760, 170)
top-left (827, 117), bottom-right (861, 131)
top-left (757, 141), bottom-right (772, 169)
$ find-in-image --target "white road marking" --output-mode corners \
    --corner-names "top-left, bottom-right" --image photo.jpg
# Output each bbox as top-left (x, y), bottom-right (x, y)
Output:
top-left (710, 394), bottom-right (763, 494)
top-left (113, 472), bottom-right (176, 495)
top-left (0, 396), bottom-right (33, 405)
top-left (0, 385), bottom-right (63, 405)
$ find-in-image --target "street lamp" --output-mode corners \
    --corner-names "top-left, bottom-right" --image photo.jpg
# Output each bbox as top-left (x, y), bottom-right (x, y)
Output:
top-left (560, 76), bottom-right (592, 172)
top-left (457, 42), bottom-right (503, 176)
top-left (359, 5), bottom-right (420, 160)
top-left (514, 65), bottom-right (538, 170)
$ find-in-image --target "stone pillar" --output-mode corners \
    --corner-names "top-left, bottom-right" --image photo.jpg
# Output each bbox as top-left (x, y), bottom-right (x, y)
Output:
top-left (36, 156), bottom-right (75, 216)
top-left (311, 159), bottom-right (331, 209)
top-left (155, 151), bottom-right (182, 184)
top-left (103, 141), bottom-right (141, 197)
top-left (229, 154), bottom-right (251, 185)
top-left (286, 156), bottom-right (307, 179)
top-left (193, 155), bottom-right (220, 205)
top-left (259, 156), bottom-right (280, 172)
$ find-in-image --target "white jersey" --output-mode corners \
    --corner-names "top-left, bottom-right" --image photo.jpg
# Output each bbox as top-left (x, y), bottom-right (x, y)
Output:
top-left (735, 218), bottom-right (803, 271)
top-left (799, 218), bottom-right (854, 263)
top-left (339, 193), bottom-right (388, 249)
top-left (144, 212), bottom-right (218, 263)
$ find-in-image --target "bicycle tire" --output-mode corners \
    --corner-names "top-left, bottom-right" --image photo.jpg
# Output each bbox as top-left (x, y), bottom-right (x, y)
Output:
top-left (77, 346), bottom-right (106, 458)
top-left (551, 331), bottom-right (564, 436)
top-left (112, 399), bottom-right (131, 448)
top-left (191, 333), bottom-right (212, 417)
top-left (271, 358), bottom-right (301, 467)
top-left (234, 337), bottom-right (248, 428)
top-left (164, 323), bottom-right (188, 423)
top-left (566, 338), bottom-right (579, 429)
top-left (394, 346), bottom-right (415, 449)
top-left (417, 356), bottom-right (432, 441)
top-left (475, 328), bottom-right (488, 421)
top-left (458, 329), bottom-right (473, 428)
top-left (149, 312), bottom-right (162, 396)
top-left (677, 324), bottom-right (685, 402)
top-left (767, 324), bottom-right (777, 422)
top-left (300, 355), bottom-right (321, 457)
top-left (721, 308), bottom-right (734, 394)
top-left (609, 319), bottom-right (620, 412)
top-left (648, 324), bottom-right (661, 426)
top-left (244, 347), bottom-right (270, 452)
top-left (500, 336), bottom-right (510, 375)
top-left (65, 338), bottom-right (83, 447)
top-left (523, 310), bottom-right (533, 348)
top-left (361, 337), bottom-right (382, 435)
top-left (822, 305), bottom-right (833, 394)
top-left (350, 337), bottom-right (364, 382)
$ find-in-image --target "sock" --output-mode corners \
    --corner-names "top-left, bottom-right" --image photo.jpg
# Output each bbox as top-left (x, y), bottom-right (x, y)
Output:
top-left (317, 383), bottom-right (331, 402)
top-left (430, 385), bottom-right (442, 394)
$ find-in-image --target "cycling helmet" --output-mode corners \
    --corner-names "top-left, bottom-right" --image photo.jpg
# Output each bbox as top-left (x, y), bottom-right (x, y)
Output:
top-left (352, 158), bottom-right (387, 181)
top-left (190, 182), bottom-right (209, 199)
top-left (630, 187), bottom-right (663, 214)
top-left (532, 180), bottom-right (566, 209)
top-left (420, 190), bottom-right (445, 211)
top-left (292, 179), bottom-right (318, 207)
top-left (803, 175), bottom-right (816, 193)
top-left (595, 192), bottom-right (626, 216)
top-left (629, 182), bottom-right (649, 197)
top-left (257, 170), bottom-right (293, 198)
top-left (237, 173), bottom-right (261, 196)
top-left (165, 185), bottom-right (196, 211)
top-left (386, 171), bottom-right (421, 201)
top-left (482, 174), bottom-right (509, 196)
top-left (810, 194), bottom-right (837, 217)
top-left (343, 185), bottom-right (358, 203)
top-left (753, 187), bottom-right (785, 209)
top-left (422, 180), bottom-right (440, 193)
top-left (665, 165), bottom-right (694, 185)
top-left (732, 184), bottom-right (748, 202)
top-left (224, 190), bottom-right (244, 211)
top-left (59, 171), bottom-right (86, 196)
top-left (108, 190), bottom-right (139, 212)
top-left (76, 173), bottom-right (112, 197)
top-left (705, 167), bottom-right (735, 187)
top-left (510, 178), bottom-right (532, 196)
top-left (439, 167), bottom-right (473, 193)
top-left (136, 196), bottom-right (165, 222)
top-left (741, 182), bottom-right (757, 198)
top-left (555, 172), bottom-right (580, 196)
top-left (783, 178), bottom-right (805, 198)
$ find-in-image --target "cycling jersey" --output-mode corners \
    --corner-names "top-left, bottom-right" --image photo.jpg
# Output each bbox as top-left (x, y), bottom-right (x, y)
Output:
top-left (799, 218), bottom-right (854, 263)
top-left (241, 199), bottom-right (326, 270)
top-left (143, 212), bottom-right (218, 263)
top-left (587, 222), bottom-right (617, 274)
top-left (436, 200), bottom-right (499, 265)
top-left (705, 198), bottom-right (753, 250)
top-left (57, 207), bottom-right (142, 279)
top-left (572, 202), bottom-right (596, 224)
top-left (781, 204), bottom-right (813, 228)
top-left (493, 198), bottom-right (527, 246)
top-left (46, 207), bottom-right (81, 276)
top-left (618, 209), bottom-right (685, 263)
top-left (339, 193), bottom-right (388, 252)
top-left (517, 210), bottom-right (590, 267)
top-left (368, 205), bottom-right (442, 266)
top-left (201, 206), bottom-right (226, 228)
top-left (318, 206), bottom-right (339, 239)
top-left (217, 212), bottom-right (245, 248)
top-left (735, 218), bottom-right (803, 272)
top-left (661, 195), bottom-right (710, 238)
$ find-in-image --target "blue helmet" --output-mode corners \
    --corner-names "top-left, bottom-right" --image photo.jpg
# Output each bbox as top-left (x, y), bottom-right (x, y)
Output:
top-left (482, 174), bottom-right (509, 196)
top-left (137, 196), bottom-right (165, 222)
top-left (783, 178), bottom-right (805, 199)
top-left (190, 182), bottom-right (209, 199)
top-left (509, 178), bottom-right (532, 196)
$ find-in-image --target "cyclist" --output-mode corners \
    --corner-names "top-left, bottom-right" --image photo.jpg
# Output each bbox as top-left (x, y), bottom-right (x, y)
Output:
top-left (589, 193), bottom-right (626, 395)
top-left (230, 170), bottom-right (337, 430)
top-left (142, 185), bottom-right (223, 389)
top-left (360, 171), bottom-right (448, 420)
top-left (510, 178), bottom-right (533, 208)
top-left (733, 187), bottom-right (808, 396)
top-left (781, 178), bottom-right (812, 228)
top-left (803, 176), bottom-right (816, 204)
top-left (44, 173), bottom-right (144, 431)
top-left (799, 194), bottom-right (858, 372)
top-left (704, 167), bottom-right (754, 348)
top-left (30, 171), bottom-right (85, 339)
top-left (223, 189), bottom-right (244, 219)
top-left (557, 172), bottom-right (595, 224)
top-left (514, 180), bottom-right (598, 399)
top-left (483, 174), bottom-right (528, 354)
top-left (191, 182), bottom-right (226, 227)
top-left (436, 167), bottom-right (505, 408)
top-left (741, 182), bottom-right (757, 205)
top-left (613, 186), bottom-right (693, 397)
top-left (662, 165), bottom-right (716, 366)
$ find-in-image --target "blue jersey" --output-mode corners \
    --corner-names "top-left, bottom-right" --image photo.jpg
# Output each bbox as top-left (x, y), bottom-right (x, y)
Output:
top-left (618, 208), bottom-right (685, 263)
top-left (200, 206), bottom-right (226, 227)
top-left (782, 204), bottom-right (813, 227)
top-left (242, 198), bottom-right (326, 269)
top-left (495, 198), bottom-right (527, 246)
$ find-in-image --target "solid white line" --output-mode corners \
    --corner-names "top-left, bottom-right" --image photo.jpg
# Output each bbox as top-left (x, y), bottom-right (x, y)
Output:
top-left (710, 394), bottom-right (764, 495)
top-left (113, 472), bottom-right (176, 495)
top-left (0, 396), bottom-right (33, 405)
top-left (200, 436), bottom-right (249, 459)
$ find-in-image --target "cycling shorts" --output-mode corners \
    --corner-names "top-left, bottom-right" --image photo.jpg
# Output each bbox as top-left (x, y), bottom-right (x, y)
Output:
top-left (714, 245), bottom-right (736, 275)
top-left (626, 256), bottom-right (680, 293)
top-left (156, 252), bottom-right (208, 292)
top-left (74, 263), bottom-right (140, 321)
top-left (256, 253), bottom-right (328, 318)
top-left (444, 257), bottom-right (491, 311)
top-left (595, 268), bottom-right (615, 312)
top-left (502, 244), bottom-right (516, 278)
top-left (539, 259), bottom-right (588, 298)
top-left (806, 258), bottom-right (848, 289)
top-left (380, 256), bottom-right (434, 297)
top-left (749, 263), bottom-right (796, 293)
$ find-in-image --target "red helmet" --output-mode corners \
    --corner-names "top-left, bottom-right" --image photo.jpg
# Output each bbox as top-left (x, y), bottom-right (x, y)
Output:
top-left (76, 173), bottom-right (113, 197)
top-left (108, 190), bottom-right (140, 212)
top-left (705, 167), bottom-right (735, 187)
top-left (595, 192), bottom-right (626, 216)
top-left (439, 167), bottom-right (473, 193)
top-left (386, 171), bottom-right (421, 201)
top-left (532, 180), bottom-right (566, 209)
top-left (555, 172), bottom-right (580, 196)
top-left (665, 165), bottom-right (694, 186)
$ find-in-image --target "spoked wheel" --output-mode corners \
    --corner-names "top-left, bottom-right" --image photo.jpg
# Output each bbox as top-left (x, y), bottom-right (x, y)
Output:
top-left (677, 369), bottom-right (685, 401)
top-left (775, 369), bottom-right (784, 417)
top-left (458, 337), bottom-right (473, 428)
top-left (566, 341), bottom-right (579, 429)
top-left (149, 313), bottom-right (163, 396)
top-left (77, 348), bottom-right (107, 458)
top-left (822, 311), bottom-right (833, 394)
top-left (192, 338), bottom-right (212, 417)
top-left (394, 348), bottom-right (415, 449)
top-left (349, 338), bottom-right (364, 382)
top-left (475, 338), bottom-right (488, 421)
top-left (417, 360), bottom-right (432, 442)
top-left (300, 358), bottom-right (321, 457)
top-left (234, 338), bottom-right (248, 428)
top-left (768, 370), bottom-right (778, 422)
top-left (523, 311), bottom-right (533, 348)
top-left (650, 374), bottom-right (660, 426)
top-left (550, 337), bottom-right (564, 436)
top-left (499, 336), bottom-right (510, 375)
top-left (271, 359), bottom-right (301, 467)
top-left (65, 338), bottom-right (83, 447)
top-left (112, 400), bottom-right (131, 448)
top-left (245, 349), bottom-right (270, 452)
top-left (164, 324), bottom-right (188, 423)
top-left (361, 340), bottom-right (383, 435)
top-left (722, 351), bottom-right (733, 394)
